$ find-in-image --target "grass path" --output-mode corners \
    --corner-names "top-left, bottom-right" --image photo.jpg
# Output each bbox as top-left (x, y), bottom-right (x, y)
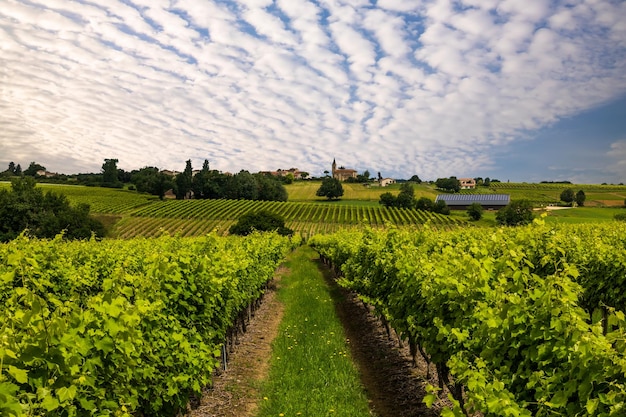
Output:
top-left (256, 245), bottom-right (373, 417)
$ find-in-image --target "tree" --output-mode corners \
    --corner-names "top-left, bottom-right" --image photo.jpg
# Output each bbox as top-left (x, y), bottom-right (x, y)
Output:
top-left (24, 162), bottom-right (46, 177)
top-left (435, 177), bottom-right (460, 192)
top-left (316, 177), bottom-right (344, 200)
top-left (483, 177), bottom-right (491, 187)
top-left (408, 175), bottom-right (422, 183)
top-left (227, 170), bottom-right (259, 200)
top-left (255, 174), bottom-right (288, 201)
top-left (229, 210), bottom-right (293, 236)
top-left (101, 158), bottom-right (122, 188)
top-left (354, 170), bottom-right (371, 183)
top-left (0, 177), bottom-right (105, 242)
top-left (467, 202), bottom-right (484, 221)
top-left (191, 159), bottom-right (211, 199)
top-left (396, 183), bottom-right (415, 208)
top-left (415, 197), bottom-right (434, 211)
top-left (379, 192), bottom-right (397, 208)
top-left (175, 160), bottom-right (193, 199)
top-left (433, 199), bottom-right (450, 215)
top-left (131, 167), bottom-right (173, 200)
top-left (496, 199), bottom-right (534, 226)
top-left (560, 188), bottom-right (575, 205)
top-left (8, 161), bottom-right (16, 174)
top-left (575, 190), bottom-right (586, 207)
top-left (14, 164), bottom-right (22, 177)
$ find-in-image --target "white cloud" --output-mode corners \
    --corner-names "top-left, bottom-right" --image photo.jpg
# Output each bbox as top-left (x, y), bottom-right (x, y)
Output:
top-left (1, 0), bottom-right (625, 181)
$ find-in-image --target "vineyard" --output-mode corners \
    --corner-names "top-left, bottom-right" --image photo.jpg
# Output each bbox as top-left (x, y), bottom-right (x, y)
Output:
top-left (310, 221), bottom-right (626, 416)
top-left (112, 199), bottom-right (464, 238)
top-left (0, 232), bottom-right (296, 416)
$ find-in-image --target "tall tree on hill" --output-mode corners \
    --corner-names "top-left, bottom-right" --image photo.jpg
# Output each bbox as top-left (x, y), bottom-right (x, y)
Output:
top-left (175, 160), bottom-right (193, 199)
top-left (101, 158), bottom-right (122, 188)
top-left (575, 190), bottom-right (586, 207)
top-left (192, 159), bottom-right (211, 199)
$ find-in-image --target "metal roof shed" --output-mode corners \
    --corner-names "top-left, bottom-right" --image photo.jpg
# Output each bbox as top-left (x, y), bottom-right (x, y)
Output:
top-left (435, 194), bottom-right (510, 210)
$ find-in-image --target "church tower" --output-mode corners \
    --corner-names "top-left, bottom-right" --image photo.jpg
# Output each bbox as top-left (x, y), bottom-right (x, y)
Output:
top-left (332, 158), bottom-right (337, 178)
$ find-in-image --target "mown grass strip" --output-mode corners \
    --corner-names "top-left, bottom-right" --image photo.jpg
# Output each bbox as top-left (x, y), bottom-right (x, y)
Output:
top-left (257, 246), bottom-right (371, 417)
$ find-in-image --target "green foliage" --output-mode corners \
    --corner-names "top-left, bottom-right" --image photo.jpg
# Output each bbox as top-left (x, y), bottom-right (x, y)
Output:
top-left (575, 189), bottom-right (586, 207)
top-left (229, 210), bottom-right (293, 236)
top-left (496, 199), bottom-right (534, 226)
top-left (379, 192), bottom-right (397, 208)
top-left (175, 160), bottom-right (193, 199)
top-left (0, 233), bottom-right (293, 416)
top-left (131, 167), bottom-right (173, 199)
top-left (316, 177), bottom-right (344, 200)
top-left (416, 197), bottom-right (435, 211)
top-left (409, 174), bottom-right (422, 183)
top-left (23, 162), bottom-right (46, 177)
top-left (433, 199), bottom-right (450, 215)
top-left (560, 188), bottom-right (575, 205)
top-left (436, 177), bottom-right (461, 192)
top-left (227, 170), bottom-right (258, 200)
top-left (254, 174), bottom-right (288, 201)
top-left (396, 183), bottom-right (415, 208)
top-left (101, 158), bottom-right (122, 188)
top-left (615, 213), bottom-right (626, 221)
top-left (467, 202), bottom-right (484, 220)
top-left (310, 223), bottom-right (626, 417)
top-left (0, 177), bottom-right (105, 242)
top-left (379, 184), bottom-right (415, 208)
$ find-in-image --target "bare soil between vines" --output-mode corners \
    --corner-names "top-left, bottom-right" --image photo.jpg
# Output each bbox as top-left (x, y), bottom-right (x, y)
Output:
top-left (187, 258), bottom-right (444, 417)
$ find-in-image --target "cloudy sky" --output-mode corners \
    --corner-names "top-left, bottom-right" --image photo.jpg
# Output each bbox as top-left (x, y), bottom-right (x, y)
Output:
top-left (1, 0), bottom-right (625, 183)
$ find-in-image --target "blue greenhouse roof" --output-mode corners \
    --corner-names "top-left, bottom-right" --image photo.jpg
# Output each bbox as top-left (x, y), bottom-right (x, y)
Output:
top-left (435, 194), bottom-right (510, 206)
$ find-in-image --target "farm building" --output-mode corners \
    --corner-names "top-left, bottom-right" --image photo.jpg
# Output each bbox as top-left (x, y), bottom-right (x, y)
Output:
top-left (435, 194), bottom-right (510, 210)
top-left (459, 178), bottom-right (476, 189)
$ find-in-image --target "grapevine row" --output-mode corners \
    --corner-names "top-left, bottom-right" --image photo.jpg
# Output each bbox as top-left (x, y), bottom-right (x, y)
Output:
top-left (0, 232), bottom-right (295, 416)
top-left (310, 222), bottom-right (626, 416)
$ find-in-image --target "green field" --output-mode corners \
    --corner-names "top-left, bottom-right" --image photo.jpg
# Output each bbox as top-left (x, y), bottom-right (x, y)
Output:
top-left (3, 180), bottom-right (625, 238)
top-left (541, 207), bottom-right (626, 223)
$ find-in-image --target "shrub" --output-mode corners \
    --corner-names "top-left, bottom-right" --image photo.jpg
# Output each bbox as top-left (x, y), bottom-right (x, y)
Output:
top-left (433, 200), bottom-right (450, 215)
top-left (229, 210), bottom-right (293, 236)
top-left (467, 202), bottom-right (484, 221)
top-left (615, 213), bottom-right (626, 222)
top-left (496, 199), bottom-right (534, 226)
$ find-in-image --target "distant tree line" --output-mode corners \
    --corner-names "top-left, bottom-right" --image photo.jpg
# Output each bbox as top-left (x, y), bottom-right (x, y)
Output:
top-left (169, 159), bottom-right (288, 202)
top-left (3, 159), bottom-right (289, 202)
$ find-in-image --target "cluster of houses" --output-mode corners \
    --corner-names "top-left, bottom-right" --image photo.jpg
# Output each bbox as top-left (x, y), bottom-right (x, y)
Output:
top-left (329, 159), bottom-right (509, 210)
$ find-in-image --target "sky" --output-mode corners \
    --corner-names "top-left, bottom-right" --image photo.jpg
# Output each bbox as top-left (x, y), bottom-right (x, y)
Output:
top-left (1, 0), bottom-right (625, 184)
